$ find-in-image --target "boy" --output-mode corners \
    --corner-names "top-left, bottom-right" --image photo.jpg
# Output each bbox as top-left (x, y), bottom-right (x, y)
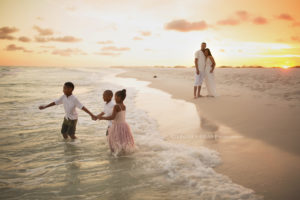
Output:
top-left (39, 82), bottom-right (96, 139)
top-left (96, 90), bottom-right (115, 136)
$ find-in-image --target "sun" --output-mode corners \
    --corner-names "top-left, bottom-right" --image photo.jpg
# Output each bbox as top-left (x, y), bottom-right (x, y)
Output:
top-left (282, 65), bottom-right (290, 69)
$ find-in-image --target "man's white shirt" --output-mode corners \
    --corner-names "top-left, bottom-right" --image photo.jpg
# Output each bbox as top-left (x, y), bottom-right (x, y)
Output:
top-left (55, 94), bottom-right (83, 120)
top-left (194, 50), bottom-right (206, 72)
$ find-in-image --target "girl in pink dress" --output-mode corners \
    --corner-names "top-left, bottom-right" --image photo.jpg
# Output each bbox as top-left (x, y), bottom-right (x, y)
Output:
top-left (98, 89), bottom-right (135, 156)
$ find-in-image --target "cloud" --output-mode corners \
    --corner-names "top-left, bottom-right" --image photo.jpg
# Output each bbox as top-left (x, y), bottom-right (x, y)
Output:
top-left (217, 18), bottom-right (240, 26)
top-left (52, 48), bottom-right (87, 56)
top-left (33, 26), bottom-right (53, 36)
top-left (36, 17), bottom-right (44, 21)
top-left (95, 45), bottom-right (130, 56)
top-left (0, 26), bottom-right (19, 40)
top-left (101, 46), bottom-right (130, 51)
top-left (94, 52), bottom-right (121, 56)
top-left (292, 21), bottom-right (300, 27)
top-left (35, 36), bottom-right (48, 43)
top-left (40, 45), bottom-right (55, 48)
top-left (133, 36), bottom-right (143, 40)
top-left (291, 36), bottom-right (300, 42)
top-left (140, 31), bottom-right (151, 36)
top-left (35, 36), bottom-right (82, 43)
top-left (18, 36), bottom-right (31, 42)
top-left (97, 40), bottom-right (114, 44)
top-left (253, 17), bottom-right (268, 25)
top-left (5, 44), bottom-right (32, 53)
top-left (50, 36), bottom-right (82, 42)
top-left (165, 19), bottom-right (208, 32)
top-left (277, 13), bottom-right (293, 21)
top-left (33, 25), bottom-right (54, 36)
top-left (236, 10), bottom-right (250, 20)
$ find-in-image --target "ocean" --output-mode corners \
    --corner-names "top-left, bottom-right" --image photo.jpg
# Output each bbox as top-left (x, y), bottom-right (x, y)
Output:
top-left (0, 66), bottom-right (263, 200)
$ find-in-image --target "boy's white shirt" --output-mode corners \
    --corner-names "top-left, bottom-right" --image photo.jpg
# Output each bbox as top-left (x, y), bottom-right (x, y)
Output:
top-left (55, 94), bottom-right (83, 120)
top-left (103, 100), bottom-right (115, 127)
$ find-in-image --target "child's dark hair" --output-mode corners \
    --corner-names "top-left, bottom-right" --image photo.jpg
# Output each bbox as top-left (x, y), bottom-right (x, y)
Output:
top-left (104, 90), bottom-right (113, 97)
top-left (115, 89), bottom-right (126, 101)
top-left (64, 82), bottom-right (74, 90)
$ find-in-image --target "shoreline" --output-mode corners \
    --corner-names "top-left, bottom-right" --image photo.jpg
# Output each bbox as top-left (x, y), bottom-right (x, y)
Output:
top-left (117, 67), bottom-right (300, 200)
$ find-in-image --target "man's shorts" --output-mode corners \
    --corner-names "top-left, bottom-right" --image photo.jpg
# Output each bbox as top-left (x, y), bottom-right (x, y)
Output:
top-left (61, 118), bottom-right (77, 136)
top-left (194, 71), bottom-right (205, 86)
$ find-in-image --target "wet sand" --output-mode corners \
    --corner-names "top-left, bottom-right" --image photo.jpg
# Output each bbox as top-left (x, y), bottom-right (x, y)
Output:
top-left (118, 67), bottom-right (300, 200)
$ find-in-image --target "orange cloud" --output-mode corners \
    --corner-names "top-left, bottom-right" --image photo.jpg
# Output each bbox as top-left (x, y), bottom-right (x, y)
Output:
top-left (35, 36), bottom-right (82, 43)
top-left (95, 52), bottom-right (121, 56)
top-left (133, 36), bottom-right (143, 40)
top-left (18, 36), bottom-right (31, 42)
top-left (253, 17), bottom-right (268, 25)
top-left (165, 19), bottom-right (208, 32)
top-left (5, 44), bottom-right (32, 53)
top-left (52, 48), bottom-right (87, 56)
top-left (217, 18), bottom-right (240, 26)
top-left (51, 36), bottom-right (82, 42)
top-left (0, 26), bottom-right (19, 40)
top-left (101, 46), bottom-right (130, 51)
top-left (291, 36), bottom-right (300, 42)
top-left (292, 22), bottom-right (300, 27)
top-left (277, 13), bottom-right (293, 21)
top-left (33, 25), bottom-right (54, 36)
top-left (236, 10), bottom-right (250, 20)
top-left (140, 31), bottom-right (151, 36)
top-left (97, 40), bottom-right (114, 44)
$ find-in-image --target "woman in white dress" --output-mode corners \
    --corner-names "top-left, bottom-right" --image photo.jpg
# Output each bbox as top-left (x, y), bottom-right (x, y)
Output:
top-left (204, 48), bottom-right (217, 97)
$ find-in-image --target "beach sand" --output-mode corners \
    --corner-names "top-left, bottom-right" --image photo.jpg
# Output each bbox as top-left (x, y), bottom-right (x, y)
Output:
top-left (118, 67), bottom-right (300, 200)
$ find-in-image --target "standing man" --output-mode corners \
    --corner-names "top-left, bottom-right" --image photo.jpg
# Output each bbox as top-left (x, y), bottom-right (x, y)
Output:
top-left (194, 42), bottom-right (206, 98)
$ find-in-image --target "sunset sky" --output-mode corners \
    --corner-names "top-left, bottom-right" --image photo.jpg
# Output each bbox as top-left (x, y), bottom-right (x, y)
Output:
top-left (0, 0), bottom-right (300, 68)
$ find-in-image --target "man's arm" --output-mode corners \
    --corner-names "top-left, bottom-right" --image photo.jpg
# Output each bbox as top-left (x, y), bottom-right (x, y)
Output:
top-left (39, 102), bottom-right (55, 110)
top-left (195, 58), bottom-right (199, 75)
top-left (82, 106), bottom-right (96, 120)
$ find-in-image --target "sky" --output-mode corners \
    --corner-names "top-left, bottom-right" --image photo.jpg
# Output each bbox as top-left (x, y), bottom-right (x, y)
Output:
top-left (0, 0), bottom-right (300, 68)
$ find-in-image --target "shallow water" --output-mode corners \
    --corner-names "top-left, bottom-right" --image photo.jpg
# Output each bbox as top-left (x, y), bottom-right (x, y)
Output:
top-left (0, 66), bottom-right (262, 200)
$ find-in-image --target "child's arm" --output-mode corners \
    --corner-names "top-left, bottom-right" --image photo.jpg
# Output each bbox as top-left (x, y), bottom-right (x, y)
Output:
top-left (82, 106), bottom-right (97, 120)
top-left (39, 102), bottom-right (55, 110)
top-left (98, 105), bottom-right (119, 120)
top-left (96, 112), bottom-right (105, 118)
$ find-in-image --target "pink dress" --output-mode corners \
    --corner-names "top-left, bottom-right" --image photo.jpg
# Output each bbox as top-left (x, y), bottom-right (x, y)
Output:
top-left (107, 105), bottom-right (135, 156)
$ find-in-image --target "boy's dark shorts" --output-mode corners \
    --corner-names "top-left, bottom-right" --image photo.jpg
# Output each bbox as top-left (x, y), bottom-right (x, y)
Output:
top-left (61, 118), bottom-right (77, 136)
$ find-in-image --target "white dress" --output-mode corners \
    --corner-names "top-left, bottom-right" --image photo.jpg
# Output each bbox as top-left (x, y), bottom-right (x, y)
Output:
top-left (205, 57), bottom-right (217, 97)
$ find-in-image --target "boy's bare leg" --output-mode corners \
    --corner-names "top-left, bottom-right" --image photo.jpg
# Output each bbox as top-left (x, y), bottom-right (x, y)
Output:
top-left (194, 86), bottom-right (197, 98)
top-left (70, 135), bottom-right (77, 139)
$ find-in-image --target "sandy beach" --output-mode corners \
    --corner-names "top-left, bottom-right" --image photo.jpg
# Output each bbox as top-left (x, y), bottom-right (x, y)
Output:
top-left (118, 67), bottom-right (300, 200)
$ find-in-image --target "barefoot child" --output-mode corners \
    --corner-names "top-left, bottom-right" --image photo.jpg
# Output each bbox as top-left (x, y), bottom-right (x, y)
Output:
top-left (96, 90), bottom-right (115, 136)
top-left (98, 89), bottom-right (135, 156)
top-left (39, 82), bottom-right (96, 139)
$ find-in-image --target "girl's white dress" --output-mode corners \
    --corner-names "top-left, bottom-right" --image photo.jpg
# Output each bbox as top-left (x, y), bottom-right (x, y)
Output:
top-left (204, 57), bottom-right (217, 97)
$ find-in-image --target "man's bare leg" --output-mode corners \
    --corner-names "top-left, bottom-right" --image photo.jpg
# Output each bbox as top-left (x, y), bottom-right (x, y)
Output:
top-left (197, 86), bottom-right (202, 97)
top-left (194, 86), bottom-right (197, 98)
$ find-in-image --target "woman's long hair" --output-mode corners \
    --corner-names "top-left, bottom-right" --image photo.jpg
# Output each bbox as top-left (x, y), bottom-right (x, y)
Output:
top-left (205, 48), bottom-right (212, 56)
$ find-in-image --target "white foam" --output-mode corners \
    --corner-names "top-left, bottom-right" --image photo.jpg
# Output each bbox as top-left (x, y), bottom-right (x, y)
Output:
top-left (101, 70), bottom-right (263, 200)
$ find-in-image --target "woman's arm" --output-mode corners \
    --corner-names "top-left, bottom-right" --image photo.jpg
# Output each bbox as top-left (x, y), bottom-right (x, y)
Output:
top-left (210, 56), bottom-right (216, 73)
